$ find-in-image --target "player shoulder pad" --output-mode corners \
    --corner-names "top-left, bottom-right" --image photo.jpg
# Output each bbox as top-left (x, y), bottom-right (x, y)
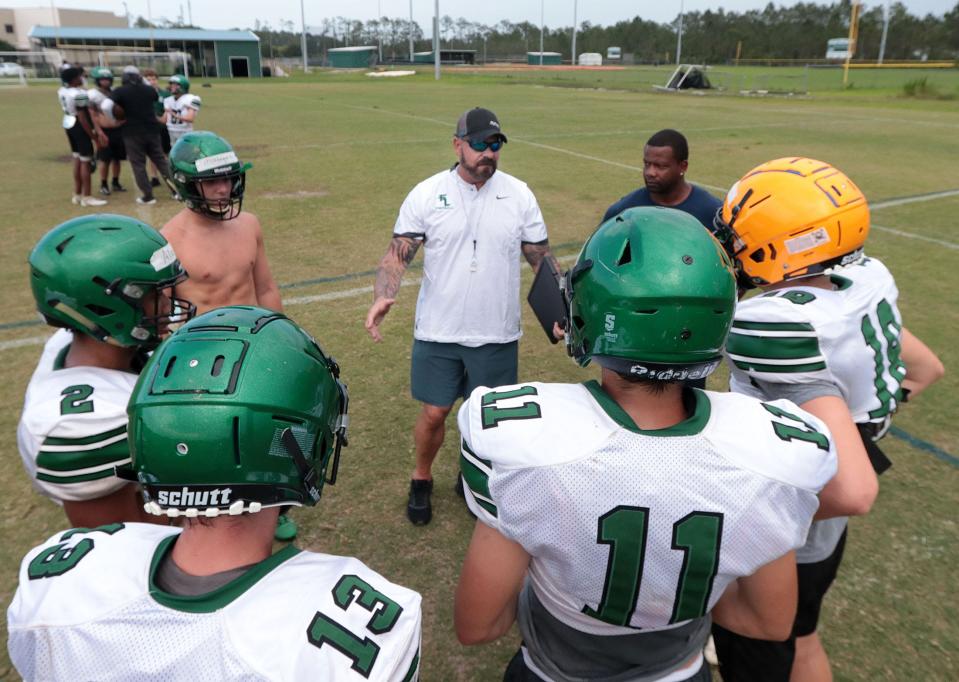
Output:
top-left (705, 391), bottom-right (837, 492)
top-left (226, 551), bottom-right (422, 682)
top-left (726, 292), bottom-right (831, 384)
top-left (8, 524), bottom-right (180, 629)
top-left (458, 382), bottom-right (616, 471)
top-left (186, 94), bottom-right (201, 108)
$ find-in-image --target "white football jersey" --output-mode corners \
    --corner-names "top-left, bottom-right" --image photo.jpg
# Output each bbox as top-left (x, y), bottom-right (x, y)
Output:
top-left (57, 85), bottom-right (88, 116)
top-left (16, 330), bottom-right (138, 502)
top-left (86, 87), bottom-right (116, 121)
top-left (57, 85), bottom-right (88, 128)
top-left (458, 381), bottom-right (836, 635)
top-left (163, 93), bottom-right (201, 135)
top-left (726, 256), bottom-right (905, 425)
top-left (8, 523), bottom-right (422, 681)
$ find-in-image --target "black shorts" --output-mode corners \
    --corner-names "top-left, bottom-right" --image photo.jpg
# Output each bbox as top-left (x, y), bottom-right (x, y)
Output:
top-left (66, 124), bottom-right (94, 161)
top-left (711, 529), bottom-right (848, 682)
top-left (160, 126), bottom-right (171, 154)
top-left (97, 128), bottom-right (127, 162)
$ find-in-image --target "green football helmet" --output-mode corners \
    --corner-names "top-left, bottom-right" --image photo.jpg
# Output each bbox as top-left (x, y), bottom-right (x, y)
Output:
top-left (89, 66), bottom-right (113, 83)
top-left (168, 73), bottom-right (190, 93)
top-left (170, 131), bottom-right (252, 220)
top-left (564, 207), bottom-right (737, 381)
top-left (121, 306), bottom-right (350, 518)
top-left (29, 214), bottom-right (196, 349)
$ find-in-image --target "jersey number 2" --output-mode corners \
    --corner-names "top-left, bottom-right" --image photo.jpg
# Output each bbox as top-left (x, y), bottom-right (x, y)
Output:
top-left (307, 575), bottom-right (404, 678)
top-left (583, 507), bottom-right (723, 626)
top-left (60, 384), bottom-right (94, 415)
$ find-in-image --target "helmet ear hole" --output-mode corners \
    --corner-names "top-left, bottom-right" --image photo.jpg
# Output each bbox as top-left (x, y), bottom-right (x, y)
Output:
top-left (85, 303), bottom-right (114, 316)
top-left (749, 248), bottom-right (765, 263)
top-left (617, 240), bottom-right (632, 266)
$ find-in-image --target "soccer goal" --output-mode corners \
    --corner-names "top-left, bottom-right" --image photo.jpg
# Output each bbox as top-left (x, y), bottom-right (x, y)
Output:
top-left (0, 51), bottom-right (63, 86)
top-left (98, 51), bottom-right (190, 77)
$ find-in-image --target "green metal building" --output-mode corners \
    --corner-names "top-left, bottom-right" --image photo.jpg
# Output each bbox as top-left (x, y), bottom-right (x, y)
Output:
top-left (29, 26), bottom-right (262, 77)
top-left (327, 46), bottom-right (377, 68)
top-left (527, 51), bottom-right (562, 65)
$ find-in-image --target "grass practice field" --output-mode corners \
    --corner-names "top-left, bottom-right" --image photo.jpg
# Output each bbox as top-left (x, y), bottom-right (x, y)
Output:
top-left (0, 65), bottom-right (957, 680)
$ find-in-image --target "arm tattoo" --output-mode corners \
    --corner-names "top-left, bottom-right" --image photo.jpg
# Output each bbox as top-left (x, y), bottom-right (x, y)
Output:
top-left (374, 236), bottom-right (421, 300)
top-left (522, 241), bottom-right (561, 275)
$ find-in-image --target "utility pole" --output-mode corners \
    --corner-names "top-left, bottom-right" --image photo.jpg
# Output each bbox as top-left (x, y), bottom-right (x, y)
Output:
top-left (300, 0), bottom-right (309, 73)
top-left (675, 0), bottom-right (684, 65)
top-left (409, 0), bottom-right (415, 62)
top-left (434, 0), bottom-right (440, 80)
top-left (571, 0), bottom-right (577, 66)
top-left (877, 0), bottom-right (890, 65)
top-left (377, 0), bottom-right (382, 63)
top-left (147, 0), bottom-right (154, 51)
top-left (539, 0), bottom-right (544, 66)
top-left (122, 1), bottom-right (130, 27)
top-left (187, 0), bottom-right (193, 25)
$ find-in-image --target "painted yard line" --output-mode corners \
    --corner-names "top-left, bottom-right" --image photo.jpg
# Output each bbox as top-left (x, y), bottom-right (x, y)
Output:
top-left (871, 224), bottom-right (959, 250)
top-left (0, 335), bottom-right (49, 352)
top-left (871, 189), bottom-right (959, 210)
top-left (890, 427), bottom-right (959, 468)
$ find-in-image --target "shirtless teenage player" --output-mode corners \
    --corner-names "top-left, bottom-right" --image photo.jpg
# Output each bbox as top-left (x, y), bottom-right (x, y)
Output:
top-left (162, 131), bottom-right (282, 315)
top-left (162, 131), bottom-right (290, 538)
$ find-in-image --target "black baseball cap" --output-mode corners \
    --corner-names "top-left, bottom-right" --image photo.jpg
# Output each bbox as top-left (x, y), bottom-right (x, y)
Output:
top-left (455, 107), bottom-right (507, 143)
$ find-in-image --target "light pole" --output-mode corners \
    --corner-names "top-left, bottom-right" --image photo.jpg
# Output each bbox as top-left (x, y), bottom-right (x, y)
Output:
top-left (539, 0), bottom-right (544, 66)
top-left (409, 0), bottom-right (415, 62)
top-left (300, 0), bottom-right (309, 73)
top-left (434, 0), bottom-right (440, 80)
top-left (675, 0), bottom-right (684, 65)
top-left (877, 0), bottom-right (890, 65)
top-left (571, 0), bottom-right (577, 66)
top-left (377, 0), bottom-right (382, 63)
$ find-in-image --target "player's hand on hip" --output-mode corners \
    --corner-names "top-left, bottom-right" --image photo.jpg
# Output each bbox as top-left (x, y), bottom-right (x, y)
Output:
top-left (365, 297), bottom-right (395, 342)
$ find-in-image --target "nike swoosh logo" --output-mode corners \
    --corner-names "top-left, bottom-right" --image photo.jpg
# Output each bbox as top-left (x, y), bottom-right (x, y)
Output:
top-left (496, 195), bottom-right (509, 200)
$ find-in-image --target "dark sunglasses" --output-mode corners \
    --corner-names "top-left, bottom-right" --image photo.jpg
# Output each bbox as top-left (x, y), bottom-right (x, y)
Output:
top-left (466, 139), bottom-right (504, 152)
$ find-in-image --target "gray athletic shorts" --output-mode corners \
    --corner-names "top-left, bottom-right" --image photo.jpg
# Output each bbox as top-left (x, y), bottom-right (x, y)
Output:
top-left (411, 339), bottom-right (518, 407)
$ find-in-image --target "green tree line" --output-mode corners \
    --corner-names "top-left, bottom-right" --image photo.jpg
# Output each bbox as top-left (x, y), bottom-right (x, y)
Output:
top-left (196, 1), bottom-right (957, 63)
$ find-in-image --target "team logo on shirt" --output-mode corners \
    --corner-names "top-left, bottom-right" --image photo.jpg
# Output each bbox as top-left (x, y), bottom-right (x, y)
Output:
top-left (437, 194), bottom-right (452, 209)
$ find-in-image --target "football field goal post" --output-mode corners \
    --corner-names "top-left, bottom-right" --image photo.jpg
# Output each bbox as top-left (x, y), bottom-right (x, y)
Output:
top-left (99, 51), bottom-right (189, 77)
top-left (0, 51), bottom-right (63, 86)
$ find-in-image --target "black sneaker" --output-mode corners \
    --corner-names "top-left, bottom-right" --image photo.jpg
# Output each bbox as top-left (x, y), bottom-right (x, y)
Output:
top-left (111, 180), bottom-right (126, 192)
top-left (99, 183), bottom-right (111, 196)
top-left (150, 177), bottom-right (161, 187)
top-left (407, 479), bottom-right (433, 526)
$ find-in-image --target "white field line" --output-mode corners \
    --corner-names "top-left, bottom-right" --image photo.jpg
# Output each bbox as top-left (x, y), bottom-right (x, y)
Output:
top-left (871, 189), bottom-right (959, 210)
top-left (0, 257), bottom-right (582, 353)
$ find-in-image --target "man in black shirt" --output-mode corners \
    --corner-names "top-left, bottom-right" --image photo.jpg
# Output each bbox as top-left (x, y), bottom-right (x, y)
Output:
top-left (110, 66), bottom-right (170, 205)
top-left (602, 128), bottom-right (721, 229)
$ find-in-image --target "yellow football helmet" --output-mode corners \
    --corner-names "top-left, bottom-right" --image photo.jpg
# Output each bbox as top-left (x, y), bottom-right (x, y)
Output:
top-left (713, 157), bottom-right (869, 289)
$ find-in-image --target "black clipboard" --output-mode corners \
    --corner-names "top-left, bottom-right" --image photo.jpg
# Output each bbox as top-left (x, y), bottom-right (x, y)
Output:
top-left (527, 258), bottom-right (566, 344)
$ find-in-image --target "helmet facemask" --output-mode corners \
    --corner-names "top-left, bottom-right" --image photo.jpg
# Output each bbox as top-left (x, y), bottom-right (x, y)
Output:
top-left (183, 172), bottom-right (246, 221)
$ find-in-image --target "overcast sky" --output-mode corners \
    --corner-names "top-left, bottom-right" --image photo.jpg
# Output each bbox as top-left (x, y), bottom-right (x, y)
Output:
top-left (10, 1), bottom-right (955, 32)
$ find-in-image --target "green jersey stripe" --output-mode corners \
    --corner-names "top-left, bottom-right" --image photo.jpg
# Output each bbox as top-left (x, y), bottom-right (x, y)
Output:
top-left (727, 333), bottom-right (822, 361)
top-left (732, 358), bottom-right (828, 373)
top-left (401, 649), bottom-right (420, 682)
top-left (461, 438), bottom-right (492, 469)
top-left (37, 438), bottom-right (130, 473)
top-left (37, 467), bottom-right (120, 484)
top-left (461, 452), bottom-right (494, 499)
top-left (42, 424), bottom-right (127, 447)
top-left (732, 320), bottom-right (815, 332)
